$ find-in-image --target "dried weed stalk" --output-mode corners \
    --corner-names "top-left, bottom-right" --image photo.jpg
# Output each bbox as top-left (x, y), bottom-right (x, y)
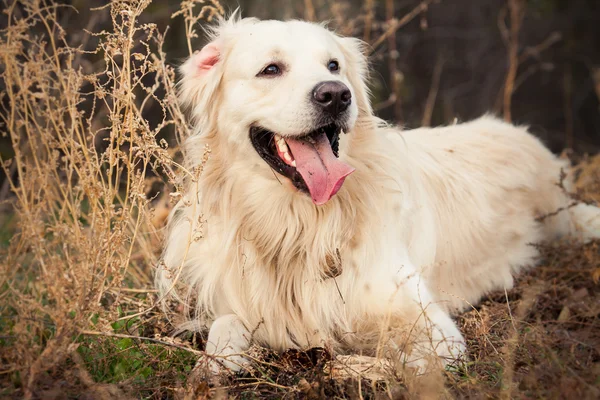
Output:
top-left (0, 0), bottom-right (216, 396)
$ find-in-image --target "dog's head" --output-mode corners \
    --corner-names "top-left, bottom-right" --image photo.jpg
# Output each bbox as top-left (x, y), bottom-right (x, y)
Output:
top-left (180, 17), bottom-right (372, 205)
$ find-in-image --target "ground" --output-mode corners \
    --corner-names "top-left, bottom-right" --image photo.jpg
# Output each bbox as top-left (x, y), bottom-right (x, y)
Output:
top-left (2, 157), bottom-right (599, 399)
top-left (5, 239), bottom-right (598, 399)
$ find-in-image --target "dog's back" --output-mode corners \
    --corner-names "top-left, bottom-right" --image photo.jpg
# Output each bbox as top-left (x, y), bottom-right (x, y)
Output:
top-left (382, 115), bottom-right (600, 311)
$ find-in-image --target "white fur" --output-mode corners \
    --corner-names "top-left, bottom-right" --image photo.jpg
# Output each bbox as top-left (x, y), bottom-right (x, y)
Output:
top-left (157, 16), bottom-right (600, 372)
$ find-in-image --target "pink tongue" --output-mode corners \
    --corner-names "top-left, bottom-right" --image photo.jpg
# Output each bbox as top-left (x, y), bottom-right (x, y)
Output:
top-left (285, 133), bottom-right (355, 205)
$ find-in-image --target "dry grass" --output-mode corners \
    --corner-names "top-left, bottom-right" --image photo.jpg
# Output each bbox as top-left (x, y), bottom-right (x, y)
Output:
top-left (0, 0), bottom-right (202, 397)
top-left (0, 1), bottom-right (599, 399)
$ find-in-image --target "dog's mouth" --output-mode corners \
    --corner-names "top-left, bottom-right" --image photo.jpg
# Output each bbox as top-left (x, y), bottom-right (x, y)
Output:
top-left (250, 123), bottom-right (355, 205)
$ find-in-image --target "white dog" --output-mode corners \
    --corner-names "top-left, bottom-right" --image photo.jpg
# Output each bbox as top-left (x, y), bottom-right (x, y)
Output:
top-left (157, 16), bottom-right (600, 373)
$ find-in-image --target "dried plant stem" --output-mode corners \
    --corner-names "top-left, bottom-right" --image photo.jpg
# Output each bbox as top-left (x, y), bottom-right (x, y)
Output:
top-left (0, 0), bottom-right (198, 394)
top-left (564, 65), bottom-right (574, 149)
top-left (370, 0), bottom-right (436, 54)
top-left (363, 0), bottom-right (375, 42)
top-left (493, 30), bottom-right (561, 113)
top-left (80, 330), bottom-right (204, 355)
top-left (385, 0), bottom-right (403, 123)
top-left (502, 0), bottom-right (525, 123)
top-left (592, 67), bottom-right (600, 105)
top-left (304, 0), bottom-right (316, 21)
top-left (422, 57), bottom-right (444, 127)
top-left (500, 285), bottom-right (542, 400)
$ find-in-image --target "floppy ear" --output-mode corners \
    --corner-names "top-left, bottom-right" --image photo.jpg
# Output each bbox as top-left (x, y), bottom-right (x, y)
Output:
top-left (178, 40), bottom-right (225, 129)
top-left (185, 42), bottom-right (221, 77)
top-left (336, 36), bottom-right (373, 118)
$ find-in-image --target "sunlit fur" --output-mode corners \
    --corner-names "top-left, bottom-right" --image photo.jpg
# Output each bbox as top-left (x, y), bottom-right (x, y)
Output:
top-left (157, 15), bottom-right (600, 370)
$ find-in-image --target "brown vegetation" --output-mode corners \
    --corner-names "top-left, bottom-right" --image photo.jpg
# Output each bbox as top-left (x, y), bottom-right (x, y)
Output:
top-left (0, 0), bottom-right (598, 399)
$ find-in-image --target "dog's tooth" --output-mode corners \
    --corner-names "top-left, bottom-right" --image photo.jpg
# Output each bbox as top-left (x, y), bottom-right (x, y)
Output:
top-left (283, 152), bottom-right (292, 163)
top-left (276, 135), bottom-right (286, 148)
top-left (291, 160), bottom-right (296, 167)
top-left (277, 140), bottom-right (288, 153)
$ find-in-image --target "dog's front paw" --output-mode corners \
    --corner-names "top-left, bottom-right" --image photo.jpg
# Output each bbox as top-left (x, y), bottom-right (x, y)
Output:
top-left (205, 353), bottom-right (250, 375)
top-left (408, 305), bottom-right (467, 371)
top-left (394, 337), bottom-right (466, 375)
top-left (189, 352), bottom-right (249, 387)
top-left (203, 314), bottom-right (252, 376)
top-left (435, 336), bottom-right (467, 367)
top-left (430, 318), bottom-right (467, 367)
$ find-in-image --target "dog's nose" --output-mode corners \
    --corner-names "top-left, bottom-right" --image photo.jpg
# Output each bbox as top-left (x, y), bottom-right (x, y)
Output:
top-left (312, 81), bottom-right (352, 116)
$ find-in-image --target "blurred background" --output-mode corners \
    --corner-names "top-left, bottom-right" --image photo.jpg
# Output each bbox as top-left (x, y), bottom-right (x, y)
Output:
top-left (81, 0), bottom-right (600, 150)
top-left (2, 0), bottom-right (600, 188)
top-left (234, 0), bottom-right (600, 154)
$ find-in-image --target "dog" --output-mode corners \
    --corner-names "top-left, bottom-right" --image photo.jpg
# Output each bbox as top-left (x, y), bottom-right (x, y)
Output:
top-left (156, 15), bottom-right (600, 373)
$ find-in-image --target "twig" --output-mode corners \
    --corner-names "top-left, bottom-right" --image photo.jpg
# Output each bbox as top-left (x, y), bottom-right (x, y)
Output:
top-left (363, 0), bottom-right (375, 42)
top-left (500, 285), bottom-right (542, 400)
top-left (369, 0), bottom-right (436, 55)
top-left (494, 30), bottom-right (561, 114)
top-left (303, 0), bottom-right (316, 22)
top-left (374, 93), bottom-right (398, 112)
top-left (502, 0), bottom-right (525, 122)
top-left (0, 368), bottom-right (20, 375)
top-left (220, 381), bottom-right (293, 391)
top-left (80, 330), bottom-right (204, 355)
top-left (535, 201), bottom-right (578, 222)
top-left (518, 31), bottom-right (561, 64)
top-left (385, 0), bottom-right (404, 123)
top-left (504, 289), bottom-right (518, 334)
top-left (591, 67), bottom-right (600, 105)
top-left (564, 64), bottom-right (574, 149)
top-left (0, 161), bottom-right (17, 203)
top-left (117, 287), bottom-right (158, 293)
top-left (422, 57), bottom-right (444, 127)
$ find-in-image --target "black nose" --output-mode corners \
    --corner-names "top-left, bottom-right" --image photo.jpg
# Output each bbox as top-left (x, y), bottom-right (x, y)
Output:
top-left (311, 81), bottom-right (352, 117)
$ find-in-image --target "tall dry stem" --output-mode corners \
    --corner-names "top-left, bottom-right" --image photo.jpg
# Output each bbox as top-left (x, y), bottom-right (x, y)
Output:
top-left (0, 0), bottom-right (219, 395)
top-left (502, 0), bottom-right (525, 122)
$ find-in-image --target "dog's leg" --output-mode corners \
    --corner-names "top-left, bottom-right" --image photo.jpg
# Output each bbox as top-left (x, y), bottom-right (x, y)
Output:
top-left (416, 301), bottom-right (467, 365)
top-left (392, 298), bottom-right (465, 371)
top-left (204, 314), bottom-right (251, 374)
top-left (368, 268), bottom-right (466, 370)
top-left (399, 273), bottom-right (466, 369)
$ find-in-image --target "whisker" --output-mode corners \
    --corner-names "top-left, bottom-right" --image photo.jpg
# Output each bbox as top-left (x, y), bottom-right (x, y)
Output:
top-left (270, 168), bottom-right (282, 185)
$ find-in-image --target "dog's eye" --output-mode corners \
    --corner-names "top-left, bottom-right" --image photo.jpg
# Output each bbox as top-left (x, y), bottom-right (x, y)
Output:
top-left (260, 64), bottom-right (281, 76)
top-left (328, 60), bottom-right (339, 72)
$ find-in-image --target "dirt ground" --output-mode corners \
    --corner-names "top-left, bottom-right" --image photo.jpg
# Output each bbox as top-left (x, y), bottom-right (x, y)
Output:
top-left (2, 157), bottom-right (597, 400)
top-left (10, 239), bottom-right (598, 400)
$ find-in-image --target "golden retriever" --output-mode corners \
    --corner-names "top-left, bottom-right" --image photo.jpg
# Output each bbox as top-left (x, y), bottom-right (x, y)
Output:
top-left (157, 15), bottom-right (600, 373)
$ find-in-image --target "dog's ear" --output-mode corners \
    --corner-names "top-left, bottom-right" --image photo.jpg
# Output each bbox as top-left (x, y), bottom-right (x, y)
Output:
top-left (336, 36), bottom-right (373, 118)
top-left (185, 42), bottom-right (221, 77)
top-left (178, 40), bottom-right (225, 128)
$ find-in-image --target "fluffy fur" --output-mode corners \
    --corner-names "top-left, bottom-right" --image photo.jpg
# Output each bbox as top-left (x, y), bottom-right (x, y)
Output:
top-left (157, 16), bottom-right (600, 372)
